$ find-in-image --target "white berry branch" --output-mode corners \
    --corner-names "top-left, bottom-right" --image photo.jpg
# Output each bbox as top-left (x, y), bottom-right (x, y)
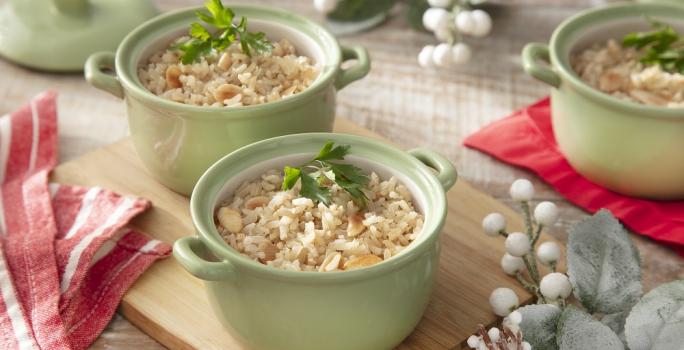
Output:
top-left (419, 0), bottom-right (492, 68)
top-left (484, 179), bottom-right (571, 316)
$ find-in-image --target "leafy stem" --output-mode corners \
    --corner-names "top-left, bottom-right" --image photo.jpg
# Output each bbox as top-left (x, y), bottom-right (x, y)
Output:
top-left (623, 18), bottom-right (684, 73)
top-left (532, 224), bottom-right (543, 246)
top-left (521, 201), bottom-right (533, 240)
top-left (523, 254), bottom-right (541, 285)
top-left (282, 141), bottom-right (370, 209)
top-left (175, 0), bottom-right (273, 64)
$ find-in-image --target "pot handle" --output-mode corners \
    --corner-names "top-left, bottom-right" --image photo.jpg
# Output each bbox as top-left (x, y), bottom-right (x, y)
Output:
top-left (335, 45), bottom-right (370, 90)
top-left (84, 51), bottom-right (124, 99)
top-left (173, 236), bottom-right (237, 281)
top-left (409, 148), bottom-right (458, 192)
top-left (522, 43), bottom-right (561, 88)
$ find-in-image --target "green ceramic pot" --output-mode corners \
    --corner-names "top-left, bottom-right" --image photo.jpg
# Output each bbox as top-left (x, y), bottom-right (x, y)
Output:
top-left (174, 133), bottom-right (457, 350)
top-left (85, 5), bottom-right (370, 195)
top-left (522, 3), bottom-right (684, 200)
top-left (0, 0), bottom-right (158, 71)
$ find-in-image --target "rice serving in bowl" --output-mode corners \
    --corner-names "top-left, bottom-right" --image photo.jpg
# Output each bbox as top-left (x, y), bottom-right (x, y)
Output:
top-left (214, 169), bottom-right (424, 272)
top-left (138, 38), bottom-right (319, 107)
top-left (572, 39), bottom-right (684, 108)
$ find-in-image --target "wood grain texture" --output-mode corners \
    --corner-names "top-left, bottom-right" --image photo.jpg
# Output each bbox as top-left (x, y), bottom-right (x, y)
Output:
top-left (0, 0), bottom-right (680, 349)
top-left (52, 117), bottom-right (557, 350)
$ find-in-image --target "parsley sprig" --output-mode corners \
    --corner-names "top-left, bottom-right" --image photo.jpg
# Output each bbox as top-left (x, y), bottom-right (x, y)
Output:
top-left (622, 19), bottom-right (684, 73)
top-left (282, 142), bottom-right (370, 209)
top-left (175, 0), bottom-right (273, 64)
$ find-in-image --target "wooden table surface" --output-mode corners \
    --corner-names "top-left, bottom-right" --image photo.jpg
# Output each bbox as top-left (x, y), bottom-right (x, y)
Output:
top-left (0, 0), bottom-right (681, 348)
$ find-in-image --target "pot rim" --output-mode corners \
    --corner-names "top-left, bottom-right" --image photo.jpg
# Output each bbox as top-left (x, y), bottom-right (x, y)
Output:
top-left (549, 2), bottom-right (684, 118)
top-left (190, 133), bottom-right (448, 283)
top-left (115, 4), bottom-right (342, 119)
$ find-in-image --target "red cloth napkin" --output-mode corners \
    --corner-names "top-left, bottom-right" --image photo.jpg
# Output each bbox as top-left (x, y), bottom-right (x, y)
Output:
top-left (464, 97), bottom-right (684, 256)
top-left (0, 92), bottom-right (171, 349)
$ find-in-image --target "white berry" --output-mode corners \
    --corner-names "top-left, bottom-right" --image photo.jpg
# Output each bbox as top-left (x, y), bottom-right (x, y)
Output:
top-left (313, 0), bottom-right (337, 14)
top-left (503, 310), bottom-right (523, 332)
top-left (470, 10), bottom-right (492, 37)
top-left (433, 26), bottom-right (452, 42)
top-left (537, 241), bottom-right (561, 265)
top-left (500, 253), bottom-right (525, 275)
top-left (540, 272), bottom-right (572, 300)
top-left (522, 342), bottom-right (532, 350)
top-left (422, 8), bottom-right (449, 32)
top-left (432, 43), bottom-right (452, 67)
top-left (505, 232), bottom-right (531, 257)
top-left (455, 11), bottom-right (476, 34)
top-left (534, 201), bottom-right (559, 227)
top-left (466, 335), bottom-right (481, 348)
top-left (489, 287), bottom-right (519, 317)
top-left (487, 327), bottom-right (500, 342)
top-left (482, 212), bottom-right (506, 236)
top-left (509, 179), bottom-right (534, 201)
top-left (418, 45), bottom-right (436, 68)
top-left (451, 42), bottom-right (472, 65)
top-left (427, 0), bottom-right (452, 8)
top-left (507, 310), bottom-right (523, 325)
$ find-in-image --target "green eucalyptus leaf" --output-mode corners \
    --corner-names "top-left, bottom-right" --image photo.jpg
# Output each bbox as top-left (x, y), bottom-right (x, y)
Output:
top-left (518, 304), bottom-right (562, 350)
top-left (624, 280), bottom-right (684, 350)
top-left (602, 311), bottom-right (630, 346)
top-left (567, 210), bottom-right (642, 314)
top-left (557, 306), bottom-right (625, 350)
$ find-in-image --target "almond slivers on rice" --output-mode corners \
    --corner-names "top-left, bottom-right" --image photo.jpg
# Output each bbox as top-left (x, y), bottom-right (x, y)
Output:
top-left (572, 39), bottom-right (684, 108)
top-left (215, 169), bottom-right (425, 272)
top-left (138, 38), bottom-right (319, 107)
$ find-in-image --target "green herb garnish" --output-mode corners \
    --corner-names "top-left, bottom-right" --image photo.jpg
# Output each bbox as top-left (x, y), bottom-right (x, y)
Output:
top-left (282, 142), bottom-right (370, 208)
top-left (175, 0), bottom-right (273, 64)
top-left (622, 18), bottom-right (684, 73)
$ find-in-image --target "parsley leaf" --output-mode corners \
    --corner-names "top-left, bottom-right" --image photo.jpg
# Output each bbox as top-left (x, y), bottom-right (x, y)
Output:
top-left (299, 172), bottom-right (332, 206)
top-left (176, 0), bottom-right (272, 63)
top-left (623, 18), bottom-right (684, 73)
top-left (315, 141), bottom-right (351, 162)
top-left (282, 142), bottom-right (370, 209)
top-left (282, 166), bottom-right (301, 190)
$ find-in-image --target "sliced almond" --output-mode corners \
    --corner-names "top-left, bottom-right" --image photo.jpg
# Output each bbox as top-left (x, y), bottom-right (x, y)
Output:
top-left (245, 196), bottom-right (270, 210)
top-left (165, 65), bottom-right (182, 89)
top-left (217, 207), bottom-right (243, 233)
top-left (319, 252), bottom-right (342, 272)
top-left (217, 52), bottom-right (233, 70)
top-left (346, 213), bottom-right (365, 237)
top-left (213, 84), bottom-right (241, 103)
top-left (259, 242), bottom-right (278, 262)
top-left (343, 254), bottom-right (383, 270)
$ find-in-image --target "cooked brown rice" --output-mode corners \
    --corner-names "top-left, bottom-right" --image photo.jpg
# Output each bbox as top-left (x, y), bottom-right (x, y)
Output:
top-left (138, 38), bottom-right (319, 107)
top-left (571, 39), bottom-right (684, 108)
top-left (215, 169), bottom-right (424, 272)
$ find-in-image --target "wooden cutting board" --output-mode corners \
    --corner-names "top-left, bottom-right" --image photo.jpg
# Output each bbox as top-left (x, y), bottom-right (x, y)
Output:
top-left (51, 118), bottom-right (550, 350)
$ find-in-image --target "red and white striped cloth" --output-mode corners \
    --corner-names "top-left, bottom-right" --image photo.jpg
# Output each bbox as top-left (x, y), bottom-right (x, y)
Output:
top-left (0, 91), bottom-right (170, 349)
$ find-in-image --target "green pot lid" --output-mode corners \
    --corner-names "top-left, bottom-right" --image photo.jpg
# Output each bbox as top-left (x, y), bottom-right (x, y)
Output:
top-left (0, 0), bottom-right (159, 72)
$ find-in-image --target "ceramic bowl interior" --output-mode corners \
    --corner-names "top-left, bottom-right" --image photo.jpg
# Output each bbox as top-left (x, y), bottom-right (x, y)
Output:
top-left (551, 3), bottom-right (684, 113)
top-left (208, 154), bottom-right (430, 270)
top-left (568, 20), bottom-right (684, 56)
top-left (191, 134), bottom-right (448, 281)
top-left (116, 5), bottom-right (341, 111)
top-left (135, 19), bottom-right (328, 85)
